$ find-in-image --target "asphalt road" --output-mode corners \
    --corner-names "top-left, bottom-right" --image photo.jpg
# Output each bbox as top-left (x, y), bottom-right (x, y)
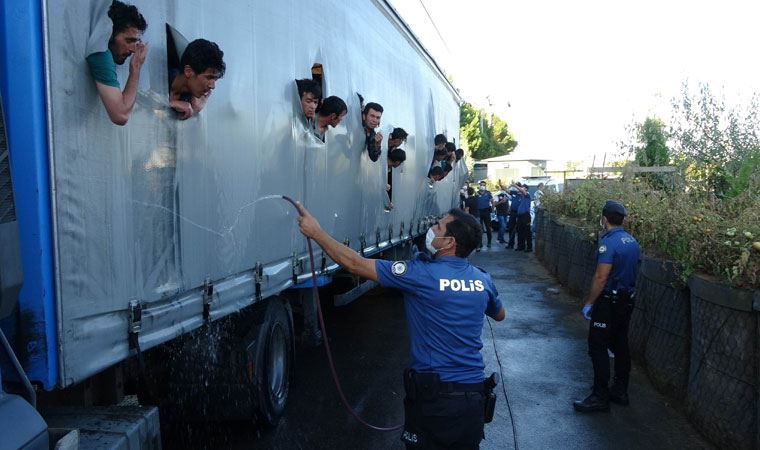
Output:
top-left (170, 243), bottom-right (712, 449)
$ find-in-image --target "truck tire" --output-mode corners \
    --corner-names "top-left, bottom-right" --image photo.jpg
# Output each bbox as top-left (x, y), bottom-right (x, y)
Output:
top-left (248, 297), bottom-right (294, 427)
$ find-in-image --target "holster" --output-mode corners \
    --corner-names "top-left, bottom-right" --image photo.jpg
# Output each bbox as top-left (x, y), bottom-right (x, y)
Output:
top-left (484, 372), bottom-right (499, 423)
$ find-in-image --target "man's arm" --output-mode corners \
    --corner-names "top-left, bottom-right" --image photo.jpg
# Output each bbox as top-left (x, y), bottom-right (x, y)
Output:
top-left (488, 307), bottom-right (506, 321)
top-left (296, 202), bottom-right (378, 282)
top-left (584, 263), bottom-right (612, 306)
top-left (94, 43), bottom-right (148, 125)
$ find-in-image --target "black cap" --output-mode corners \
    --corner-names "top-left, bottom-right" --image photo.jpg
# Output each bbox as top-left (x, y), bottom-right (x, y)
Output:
top-left (602, 200), bottom-right (627, 216)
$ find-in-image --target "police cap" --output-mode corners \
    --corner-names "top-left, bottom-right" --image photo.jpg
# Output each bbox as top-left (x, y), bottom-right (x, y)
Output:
top-left (602, 200), bottom-right (627, 217)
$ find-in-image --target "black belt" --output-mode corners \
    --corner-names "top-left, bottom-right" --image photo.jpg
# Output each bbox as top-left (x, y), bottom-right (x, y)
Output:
top-left (438, 381), bottom-right (485, 393)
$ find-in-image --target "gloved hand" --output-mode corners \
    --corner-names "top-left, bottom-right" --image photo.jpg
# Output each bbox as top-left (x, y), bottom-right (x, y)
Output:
top-left (581, 304), bottom-right (593, 321)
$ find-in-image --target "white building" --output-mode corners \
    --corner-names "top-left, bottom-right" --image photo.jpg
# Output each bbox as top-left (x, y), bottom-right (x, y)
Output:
top-left (472, 151), bottom-right (550, 184)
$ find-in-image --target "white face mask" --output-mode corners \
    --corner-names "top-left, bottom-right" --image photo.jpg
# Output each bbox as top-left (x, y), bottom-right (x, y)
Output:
top-left (479, 185), bottom-right (485, 191)
top-left (425, 227), bottom-right (440, 255)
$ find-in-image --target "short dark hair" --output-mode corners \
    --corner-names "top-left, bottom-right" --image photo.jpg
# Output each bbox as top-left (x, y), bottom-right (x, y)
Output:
top-left (444, 142), bottom-right (456, 153)
top-left (363, 102), bottom-right (383, 115)
top-left (455, 149), bottom-right (464, 161)
top-left (444, 208), bottom-right (482, 257)
top-left (434, 134), bottom-right (447, 146)
top-left (389, 148), bottom-right (406, 163)
top-left (296, 79), bottom-right (322, 100)
top-left (181, 39), bottom-right (226, 77)
top-left (108, 0), bottom-right (147, 36)
top-left (391, 127), bottom-right (408, 141)
top-left (467, 187), bottom-right (475, 196)
top-left (604, 211), bottom-right (625, 226)
top-left (429, 166), bottom-right (443, 177)
top-left (318, 96), bottom-right (347, 116)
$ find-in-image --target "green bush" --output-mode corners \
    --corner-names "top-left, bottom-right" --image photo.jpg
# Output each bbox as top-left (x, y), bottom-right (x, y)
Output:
top-left (541, 177), bottom-right (760, 289)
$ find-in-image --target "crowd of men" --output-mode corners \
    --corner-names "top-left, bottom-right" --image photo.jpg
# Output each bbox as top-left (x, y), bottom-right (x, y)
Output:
top-left (460, 180), bottom-right (544, 252)
top-left (89, 1), bottom-right (465, 217)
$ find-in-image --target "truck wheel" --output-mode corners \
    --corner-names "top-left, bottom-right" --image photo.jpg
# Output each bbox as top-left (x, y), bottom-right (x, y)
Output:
top-left (248, 297), bottom-right (294, 427)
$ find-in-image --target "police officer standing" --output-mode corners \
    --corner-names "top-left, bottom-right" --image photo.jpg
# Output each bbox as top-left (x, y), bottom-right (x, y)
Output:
top-left (295, 203), bottom-right (506, 448)
top-left (574, 200), bottom-right (640, 413)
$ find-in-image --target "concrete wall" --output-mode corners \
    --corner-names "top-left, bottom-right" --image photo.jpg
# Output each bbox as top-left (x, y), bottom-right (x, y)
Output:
top-left (535, 209), bottom-right (760, 450)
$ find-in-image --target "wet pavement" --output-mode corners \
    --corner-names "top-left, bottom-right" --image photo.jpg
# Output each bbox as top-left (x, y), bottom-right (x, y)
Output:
top-left (180, 243), bottom-right (713, 449)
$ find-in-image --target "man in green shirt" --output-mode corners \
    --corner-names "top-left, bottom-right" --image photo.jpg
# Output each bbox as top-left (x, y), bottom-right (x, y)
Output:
top-left (85, 0), bottom-right (148, 126)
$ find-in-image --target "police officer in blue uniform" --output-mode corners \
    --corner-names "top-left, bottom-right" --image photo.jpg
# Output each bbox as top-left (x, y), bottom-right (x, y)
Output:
top-left (512, 183), bottom-right (532, 252)
top-left (295, 203), bottom-right (506, 448)
top-left (574, 200), bottom-right (641, 413)
top-left (505, 186), bottom-right (520, 249)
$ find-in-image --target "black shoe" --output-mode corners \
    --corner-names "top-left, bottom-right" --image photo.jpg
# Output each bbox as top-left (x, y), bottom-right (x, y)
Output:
top-left (524, 248), bottom-right (532, 253)
top-left (573, 393), bottom-right (610, 413)
top-left (515, 247), bottom-right (525, 251)
top-left (487, 243), bottom-right (492, 248)
top-left (609, 385), bottom-right (629, 406)
top-left (476, 247), bottom-right (481, 252)
top-left (497, 240), bottom-right (505, 244)
top-left (505, 245), bottom-right (513, 249)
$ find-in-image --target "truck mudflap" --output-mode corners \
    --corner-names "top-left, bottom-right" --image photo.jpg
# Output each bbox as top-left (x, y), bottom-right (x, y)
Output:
top-left (42, 405), bottom-right (161, 450)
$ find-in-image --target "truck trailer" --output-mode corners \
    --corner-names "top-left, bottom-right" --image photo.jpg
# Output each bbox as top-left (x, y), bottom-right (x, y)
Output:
top-left (0, 0), bottom-right (464, 447)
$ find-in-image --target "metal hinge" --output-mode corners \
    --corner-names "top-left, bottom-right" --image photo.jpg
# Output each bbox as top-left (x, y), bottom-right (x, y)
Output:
top-left (375, 228), bottom-right (381, 247)
top-left (399, 221), bottom-right (405, 240)
top-left (202, 278), bottom-right (214, 320)
top-left (388, 224), bottom-right (393, 242)
top-left (359, 234), bottom-right (367, 256)
top-left (343, 237), bottom-right (350, 247)
top-left (254, 262), bottom-right (263, 301)
top-left (320, 254), bottom-right (327, 273)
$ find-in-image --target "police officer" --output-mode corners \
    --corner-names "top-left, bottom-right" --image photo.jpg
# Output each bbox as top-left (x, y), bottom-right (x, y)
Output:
top-left (505, 185), bottom-right (520, 249)
top-left (512, 183), bottom-right (532, 252)
top-left (295, 203), bottom-right (506, 448)
top-left (573, 200), bottom-right (641, 413)
top-left (476, 181), bottom-right (494, 248)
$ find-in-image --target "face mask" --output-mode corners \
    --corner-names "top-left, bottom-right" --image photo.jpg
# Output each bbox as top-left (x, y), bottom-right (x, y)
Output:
top-left (425, 227), bottom-right (440, 255)
top-left (479, 185), bottom-right (485, 191)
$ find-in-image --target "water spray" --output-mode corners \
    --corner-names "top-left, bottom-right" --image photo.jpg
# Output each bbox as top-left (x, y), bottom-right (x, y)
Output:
top-left (280, 195), bottom-right (403, 432)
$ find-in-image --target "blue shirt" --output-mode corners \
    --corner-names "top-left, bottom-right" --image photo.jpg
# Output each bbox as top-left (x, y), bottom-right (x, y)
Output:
top-left (476, 190), bottom-right (493, 210)
top-left (517, 193), bottom-right (531, 214)
top-left (597, 227), bottom-right (641, 292)
top-left (509, 193), bottom-right (521, 212)
top-left (375, 255), bottom-right (503, 383)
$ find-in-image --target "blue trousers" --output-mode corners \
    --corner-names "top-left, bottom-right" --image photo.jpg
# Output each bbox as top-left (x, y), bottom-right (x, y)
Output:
top-left (496, 215), bottom-right (508, 242)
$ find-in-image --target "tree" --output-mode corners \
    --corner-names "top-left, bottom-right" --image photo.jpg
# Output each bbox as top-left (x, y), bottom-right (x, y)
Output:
top-left (459, 102), bottom-right (517, 160)
top-left (669, 81), bottom-right (760, 197)
top-left (635, 117), bottom-right (669, 167)
top-left (633, 117), bottom-right (671, 189)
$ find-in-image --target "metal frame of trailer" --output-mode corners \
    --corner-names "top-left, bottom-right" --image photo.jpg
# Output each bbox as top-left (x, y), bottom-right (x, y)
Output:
top-left (0, 0), bottom-right (465, 396)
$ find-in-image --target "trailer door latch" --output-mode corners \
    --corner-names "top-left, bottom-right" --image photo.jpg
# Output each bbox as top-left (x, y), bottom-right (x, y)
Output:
top-left (202, 278), bottom-right (214, 320)
top-left (128, 299), bottom-right (142, 350)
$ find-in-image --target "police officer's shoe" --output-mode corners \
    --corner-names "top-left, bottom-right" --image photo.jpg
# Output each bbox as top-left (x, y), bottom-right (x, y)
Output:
top-left (573, 393), bottom-right (610, 413)
top-left (609, 386), bottom-right (629, 406)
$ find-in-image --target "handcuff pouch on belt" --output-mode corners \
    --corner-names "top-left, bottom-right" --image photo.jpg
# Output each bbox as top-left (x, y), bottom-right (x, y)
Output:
top-left (404, 370), bottom-right (440, 401)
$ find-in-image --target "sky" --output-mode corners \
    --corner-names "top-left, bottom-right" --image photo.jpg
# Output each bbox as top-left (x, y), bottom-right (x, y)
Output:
top-left (390, 0), bottom-right (760, 164)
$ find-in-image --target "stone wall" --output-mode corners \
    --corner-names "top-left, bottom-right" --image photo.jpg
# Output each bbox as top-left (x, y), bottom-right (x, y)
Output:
top-left (535, 209), bottom-right (760, 450)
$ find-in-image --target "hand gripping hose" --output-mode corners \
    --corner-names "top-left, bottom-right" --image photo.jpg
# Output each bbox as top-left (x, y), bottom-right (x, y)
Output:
top-left (281, 195), bottom-right (403, 432)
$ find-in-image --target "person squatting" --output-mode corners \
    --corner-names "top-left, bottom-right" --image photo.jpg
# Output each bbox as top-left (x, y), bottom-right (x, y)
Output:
top-left (296, 203), bottom-right (505, 449)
